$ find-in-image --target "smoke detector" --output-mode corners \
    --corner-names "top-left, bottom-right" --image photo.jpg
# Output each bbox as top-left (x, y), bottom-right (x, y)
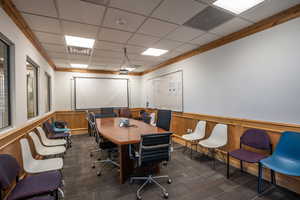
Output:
top-left (116, 18), bottom-right (127, 26)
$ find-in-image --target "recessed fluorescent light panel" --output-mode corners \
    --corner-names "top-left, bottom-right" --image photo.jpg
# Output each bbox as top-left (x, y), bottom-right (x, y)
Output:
top-left (142, 48), bottom-right (168, 56)
top-left (213, 0), bottom-right (264, 14)
top-left (71, 64), bottom-right (88, 68)
top-left (125, 67), bottom-right (135, 71)
top-left (65, 35), bottom-right (95, 48)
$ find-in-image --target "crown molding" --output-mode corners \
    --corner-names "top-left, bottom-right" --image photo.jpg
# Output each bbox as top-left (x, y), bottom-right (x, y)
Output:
top-left (56, 67), bottom-right (143, 76)
top-left (2, 0), bottom-right (300, 76)
top-left (1, 0), bottom-right (57, 70)
top-left (141, 4), bottom-right (300, 75)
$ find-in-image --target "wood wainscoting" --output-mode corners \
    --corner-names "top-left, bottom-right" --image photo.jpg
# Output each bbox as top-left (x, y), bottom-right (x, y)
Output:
top-left (0, 111), bottom-right (56, 199)
top-left (170, 112), bottom-right (300, 194)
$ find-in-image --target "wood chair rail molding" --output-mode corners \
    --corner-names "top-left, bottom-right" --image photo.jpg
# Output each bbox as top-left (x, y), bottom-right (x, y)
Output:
top-left (2, 0), bottom-right (300, 75)
top-left (0, 0), bottom-right (56, 70)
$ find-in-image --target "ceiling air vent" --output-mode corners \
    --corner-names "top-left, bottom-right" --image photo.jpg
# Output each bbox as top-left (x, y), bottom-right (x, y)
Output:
top-left (80, 0), bottom-right (110, 6)
top-left (67, 46), bottom-right (92, 56)
top-left (184, 6), bottom-right (234, 31)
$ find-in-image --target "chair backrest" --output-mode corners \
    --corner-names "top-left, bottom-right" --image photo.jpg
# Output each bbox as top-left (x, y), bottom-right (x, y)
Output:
top-left (156, 109), bottom-right (172, 131)
top-left (20, 138), bottom-right (36, 169)
top-left (139, 132), bottom-right (172, 166)
top-left (207, 124), bottom-right (228, 146)
top-left (101, 107), bottom-right (114, 114)
top-left (36, 126), bottom-right (49, 143)
top-left (44, 121), bottom-right (54, 134)
top-left (119, 108), bottom-right (132, 118)
top-left (240, 129), bottom-right (271, 150)
top-left (141, 112), bottom-right (151, 124)
top-left (193, 121), bottom-right (206, 138)
top-left (150, 113), bottom-right (156, 125)
top-left (273, 131), bottom-right (300, 159)
top-left (0, 154), bottom-right (20, 189)
top-left (29, 132), bottom-right (45, 154)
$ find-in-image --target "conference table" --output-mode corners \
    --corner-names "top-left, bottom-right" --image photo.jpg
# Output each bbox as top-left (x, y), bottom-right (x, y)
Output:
top-left (96, 117), bottom-right (168, 184)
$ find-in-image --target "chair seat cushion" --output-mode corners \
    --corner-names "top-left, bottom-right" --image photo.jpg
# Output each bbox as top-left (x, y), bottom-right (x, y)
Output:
top-left (198, 139), bottom-right (226, 148)
top-left (27, 195), bottom-right (55, 200)
top-left (261, 156), bottom-right (300, 176)
top-left (229, 149), bottom-right (267, 163)
top-left (7, 171), bottom-right (61, 200)
top-left (49, 132), bottom-right (69, 139)
top-left (182, 133), bottom-right (203, 141)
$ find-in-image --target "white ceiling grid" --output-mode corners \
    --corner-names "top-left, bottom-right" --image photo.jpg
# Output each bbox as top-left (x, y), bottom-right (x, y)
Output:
top-left (12, 0), bottom-right (300, 72)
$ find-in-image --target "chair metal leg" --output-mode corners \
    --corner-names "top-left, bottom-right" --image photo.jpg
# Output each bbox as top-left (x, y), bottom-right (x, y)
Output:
top-left (258, 162), bottom-right (263, 193)
top-left (271, 170), bottom-right (276, 185)
top-left (240, 160), bottom-right (243, 173)
top-left (227, 153), bottom-right (230, 179)
top-left (131, 175), bottom-right (170, 200)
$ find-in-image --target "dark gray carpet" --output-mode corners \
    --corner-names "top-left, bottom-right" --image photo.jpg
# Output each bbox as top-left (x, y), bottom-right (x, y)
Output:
top-left (63, 134), bottom-right (300, 200)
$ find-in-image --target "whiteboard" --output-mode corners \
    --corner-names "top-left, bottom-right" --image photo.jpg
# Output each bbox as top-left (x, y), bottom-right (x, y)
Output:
top-left (146, 71), bottom-right (183, 112)
top-left (74, 77), bottom-right (128, 109)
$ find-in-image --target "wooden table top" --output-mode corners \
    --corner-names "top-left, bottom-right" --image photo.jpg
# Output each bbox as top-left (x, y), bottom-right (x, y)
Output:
top-left (96, 117), bottom-right (168, 145)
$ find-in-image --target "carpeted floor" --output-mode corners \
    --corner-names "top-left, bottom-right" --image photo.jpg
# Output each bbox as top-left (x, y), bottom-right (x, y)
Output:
top-left (62, 134), bottom-right (300, 200)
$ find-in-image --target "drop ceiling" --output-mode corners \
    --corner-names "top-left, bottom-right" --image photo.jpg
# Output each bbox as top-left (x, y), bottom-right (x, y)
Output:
top-left (12, 0), bottom-right (300, 72)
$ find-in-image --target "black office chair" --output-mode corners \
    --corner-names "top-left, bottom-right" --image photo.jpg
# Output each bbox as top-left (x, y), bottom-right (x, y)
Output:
top-left (130, 132), bottom-right (173, 200)
top-left (156, 110), bottom-right (172, 131)
top-left (89, 112), bottom-right (119, 176)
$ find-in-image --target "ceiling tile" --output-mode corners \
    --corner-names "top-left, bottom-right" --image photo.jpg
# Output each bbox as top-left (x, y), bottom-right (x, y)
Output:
top-left (103, 8), bottom-right (146, 32)
top-left (99, 28), bottom-right (132, 43)
top-left (68, 55), bottom-right (90, 63)
top-left (48, 52), bottom-right (68, 59)
top-left (13, 0), bottom-right (58, 17)
top-left (91, 57), bottom-right (122, 64)
top-left (190, 33), bottom-right (219, 45)
top-left (151, 0), bottom-right (207, 24)
top-left (53, 59), bottom-right (70, 67)
top-left (22, 13), bottom-right (61, 34)
top-left (35, 31), bottom-right (64, 45)
top-left (125, 45), bottom-right (147, 54)
top-left (175, 43), bottom-right (198, 52)
top-left (93, 49), bottom-right (124, 58)
top-left (210, 17), bottom-right (253, 36)
top-left (152, 39), bottom-right (183, 50)
top-left (166, 26), bottom-right (205, 42)
top-left (94, 41), bottom-right (124, 51)
top-left (109, 0), bottom-right (162, 15)
top-left (162, 50), bottom-right (184, 59)
top-left (138, 18), bottom-right (178, 37)
top-left (241, 0), bottom-right (300, 22)
top-left (42, 43), bottom-right (66, 53)
top-left (62, 21), bottom-right (98, 38)
top-left (127, 34), bottom-right (160, 46)
top-left (57, 0), bottom-right (105, 26)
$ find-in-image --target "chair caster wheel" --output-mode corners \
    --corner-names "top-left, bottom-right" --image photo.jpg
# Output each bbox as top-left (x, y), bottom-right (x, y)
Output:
top-left (97, 171), bottom-right (101, 176)
top-left (91, 165), bottom-right (95, 169)
top-left (167, 179), bottom-right (172, 184)
top-left (136, 196), bottom-right (142, 200)
top-left (90, 154), bottom-right (93, 157)
top-left (163, 192), bottom-right (169, 199)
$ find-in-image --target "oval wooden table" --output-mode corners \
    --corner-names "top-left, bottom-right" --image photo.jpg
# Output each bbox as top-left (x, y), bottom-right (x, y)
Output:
top-left (96, 117), bottom-right (168, 184)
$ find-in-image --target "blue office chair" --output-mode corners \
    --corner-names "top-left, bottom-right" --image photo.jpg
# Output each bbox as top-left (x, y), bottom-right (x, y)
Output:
top-left (258, 131), bottom-right (300, 193)
top-left (130, 133), bottom-right (172, 200)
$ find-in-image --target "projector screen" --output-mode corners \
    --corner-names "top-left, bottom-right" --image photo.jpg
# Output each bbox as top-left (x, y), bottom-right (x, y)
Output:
top-left (74, 77), bottom-right (129, 109)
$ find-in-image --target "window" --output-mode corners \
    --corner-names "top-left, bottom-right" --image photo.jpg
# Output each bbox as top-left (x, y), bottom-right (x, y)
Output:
top-left (45, 73), bottom-right (51, 112)
top-left (26, 57), bottom-right (39, 119)
top-left (0, 37), bottom-right (10, 129)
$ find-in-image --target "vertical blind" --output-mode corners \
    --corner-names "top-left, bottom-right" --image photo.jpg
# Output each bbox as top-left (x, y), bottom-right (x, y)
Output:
top-left (0, 38), bottom-right (10, 129)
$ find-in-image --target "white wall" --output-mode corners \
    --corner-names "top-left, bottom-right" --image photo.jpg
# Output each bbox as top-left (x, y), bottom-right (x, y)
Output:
top-left (142, 17), bottom-right (300, 125)
top-left (54, 72), bottom-right (142, 110)
top-left (0, 7), bottom-right (55, 133)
